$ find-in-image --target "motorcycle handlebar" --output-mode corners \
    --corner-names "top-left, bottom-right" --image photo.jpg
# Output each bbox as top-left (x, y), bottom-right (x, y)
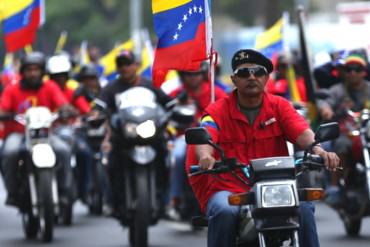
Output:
top-left (190, 154), bottom-right (328, 177)
top-left (0, 113), bottom-right (15, 121)
top-left (296, 154), bottom-right (325, 171)
top-left (189, 161), bottom-right (245, 177)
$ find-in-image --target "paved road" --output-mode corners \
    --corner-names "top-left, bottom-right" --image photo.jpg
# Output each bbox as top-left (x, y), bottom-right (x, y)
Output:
top-left (1, 178), bottom-right (370, 246)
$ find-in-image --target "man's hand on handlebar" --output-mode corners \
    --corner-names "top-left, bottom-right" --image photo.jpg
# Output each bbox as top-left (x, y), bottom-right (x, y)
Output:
top-left (199, 154), bottom-right (216, 170)
top-left (312, 145), bottom-right (340, 172)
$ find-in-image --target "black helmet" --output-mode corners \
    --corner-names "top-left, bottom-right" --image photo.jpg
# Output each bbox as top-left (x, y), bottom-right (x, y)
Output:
top-left (78, 64), bottom-right (99, 80)
top-left (20, 52), bottom-right (46, 73)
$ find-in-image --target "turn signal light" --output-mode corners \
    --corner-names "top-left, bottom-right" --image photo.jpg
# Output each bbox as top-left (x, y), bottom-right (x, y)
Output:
top-left (298, 188), bottom-right (325, 201)
top-left (228, 192), bottom-right (255, 205)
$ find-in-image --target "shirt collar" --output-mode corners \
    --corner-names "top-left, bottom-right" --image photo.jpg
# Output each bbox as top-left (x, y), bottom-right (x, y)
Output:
top-left (228, 90), bottom-right (274, 125)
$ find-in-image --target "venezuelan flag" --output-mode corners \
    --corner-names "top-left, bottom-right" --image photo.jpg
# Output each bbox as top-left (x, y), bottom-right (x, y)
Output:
top-left (255, 18), bottom-right (284, 59)
top-left (152, 0), bottom-right (208, 87)
top-left (0, 0), bottom-right (43, 52)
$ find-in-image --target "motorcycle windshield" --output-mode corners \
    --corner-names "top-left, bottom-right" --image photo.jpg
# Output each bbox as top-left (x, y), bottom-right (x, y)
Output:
top-left (115, 87), bottom-right (157, 110)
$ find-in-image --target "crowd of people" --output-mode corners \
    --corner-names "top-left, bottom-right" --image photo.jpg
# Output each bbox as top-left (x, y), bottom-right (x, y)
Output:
top-left (0, 43), bottom-right (369, 246)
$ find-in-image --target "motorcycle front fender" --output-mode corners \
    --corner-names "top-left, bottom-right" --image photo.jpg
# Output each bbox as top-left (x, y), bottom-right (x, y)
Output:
top-left (129, 146), bottom-right (156, 165)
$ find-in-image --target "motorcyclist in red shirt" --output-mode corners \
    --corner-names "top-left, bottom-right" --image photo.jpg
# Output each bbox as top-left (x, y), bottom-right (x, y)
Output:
top-left (46, 54), bottom-right (95, 203)
top-left (47, 54), bottom-right (90, 115)
top-left (167, 63), bottom-right (227, 219)
top-left (186, 49), bottom-right (340, 247)
top-left (0, 52), bottom-right (74, 206)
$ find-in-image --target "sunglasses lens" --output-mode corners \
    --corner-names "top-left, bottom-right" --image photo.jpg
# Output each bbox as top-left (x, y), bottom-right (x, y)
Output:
top-left (235, 68), bottom-right (251, 78)
top-left (345, 66), bottom-right (364, 73)
top-left (234, 66), bottom-right (267, 78)
top-left (253, 67), bottom-right (267, 77)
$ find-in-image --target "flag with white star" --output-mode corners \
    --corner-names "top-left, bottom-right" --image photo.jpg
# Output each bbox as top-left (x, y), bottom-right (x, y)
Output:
top-left (152, 0), bottom-right (211, 87)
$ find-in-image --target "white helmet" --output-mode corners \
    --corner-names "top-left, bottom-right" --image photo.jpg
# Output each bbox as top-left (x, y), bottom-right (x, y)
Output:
top-left (47, 54), bottom-right (71, 74)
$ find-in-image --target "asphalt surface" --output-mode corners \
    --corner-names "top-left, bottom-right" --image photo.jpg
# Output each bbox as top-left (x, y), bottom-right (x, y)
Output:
top-left (1, 178), bottom-right (370, 246)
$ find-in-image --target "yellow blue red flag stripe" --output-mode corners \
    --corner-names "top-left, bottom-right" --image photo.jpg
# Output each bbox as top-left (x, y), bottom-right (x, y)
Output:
top-left (200, 115), bottom-right (218, 130)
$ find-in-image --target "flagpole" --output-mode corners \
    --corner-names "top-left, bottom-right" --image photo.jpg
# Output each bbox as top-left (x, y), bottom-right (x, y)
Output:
top-left (130, 0), bottom-right (142, 61)
top-left (205, 0), bottom-right (215, 103)
top-left (297, 5), bottom-right (318, 125)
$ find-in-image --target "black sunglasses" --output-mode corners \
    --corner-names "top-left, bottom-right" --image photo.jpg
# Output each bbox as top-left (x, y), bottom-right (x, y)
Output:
top-left (234, 66), bottom-right (268, 78)
top-left (344, 65), bottom-right (365, 73)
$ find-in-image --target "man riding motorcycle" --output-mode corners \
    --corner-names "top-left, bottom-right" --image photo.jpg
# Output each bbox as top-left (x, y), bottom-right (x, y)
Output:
top-left (0, 52), bottom-right (74, 207)
top-left (76, 64), bottom-right (101, 104)
top-left (186, 49), bottom-right (340, 247)
top-left (97, 50), bottom-right (171, 214)
top-left (47, 54), bottom-right (93, 204)
top-left (318, 53), bottom-right (370, 201)
top-left (167, 64), bottom-right (227, 219)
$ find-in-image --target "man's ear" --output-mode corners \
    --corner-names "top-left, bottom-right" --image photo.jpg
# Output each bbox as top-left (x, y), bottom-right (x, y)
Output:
top-left (230, 75), bottom-right (236, 85)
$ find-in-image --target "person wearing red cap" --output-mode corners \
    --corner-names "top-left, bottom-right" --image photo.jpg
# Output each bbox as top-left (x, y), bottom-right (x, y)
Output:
top-left (318, 53), bottom-right (370, 201)
top-left (186, 49), bottom-right (340, 247)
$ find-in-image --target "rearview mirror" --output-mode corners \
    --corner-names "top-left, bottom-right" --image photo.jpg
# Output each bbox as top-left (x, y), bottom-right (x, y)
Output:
top-left (315, 122), bottom-right (339, 143)
top-left (185, 127), bottom-right (211, 145)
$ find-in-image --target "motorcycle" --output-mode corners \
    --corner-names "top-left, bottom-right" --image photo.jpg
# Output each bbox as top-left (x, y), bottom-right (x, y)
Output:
top-left (167, 99), bottom-right (202, 223)
top-left (80, 114), bottom-right (110, 215)
top-left (327, 108), bottom-right (370, 236)
top-left (1, 107), bottom-right (61, 242)
top-left (185, 122), bottom-right (339, 246)
top-left (110, 86), bottom-right (171, 247)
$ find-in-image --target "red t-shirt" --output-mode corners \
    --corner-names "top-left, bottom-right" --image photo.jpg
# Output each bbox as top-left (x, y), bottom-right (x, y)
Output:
top-left (62, 87), bottom-right (91, 115)
top-left (0, 80), bottom-right (68, 136)
top-left (266, 76), bottom-right (307, 102)
top-left (186, 91), bottom-right (309, 212)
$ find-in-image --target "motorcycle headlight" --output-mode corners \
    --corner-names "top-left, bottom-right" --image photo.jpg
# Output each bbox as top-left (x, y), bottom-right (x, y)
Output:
top-left (124, 122), bottom-right (138, 138)
top-left (261, 185), bottom-right (295, 208)
top-left (136, 120), bottom-right (156, 139)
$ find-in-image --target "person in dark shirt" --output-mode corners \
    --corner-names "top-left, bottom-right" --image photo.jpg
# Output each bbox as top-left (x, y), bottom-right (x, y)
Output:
top-left (97, 50), bottom-right (171, 214)
top-left (98, 50), bottom-right (170, 114)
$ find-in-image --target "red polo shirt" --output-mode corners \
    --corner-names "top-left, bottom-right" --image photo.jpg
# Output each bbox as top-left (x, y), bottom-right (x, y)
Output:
top-left (186, 91), bottom-right (309, 212)
top-left (0, 80), bottom-right (68, 136)
top-left (62, 87), bottom-right (91, 115)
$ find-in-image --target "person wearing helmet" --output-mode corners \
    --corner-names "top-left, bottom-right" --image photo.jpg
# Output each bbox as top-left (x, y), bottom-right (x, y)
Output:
top-left (47, 55), bottom-right (96, 204)
top-left (47, 54), bottom-right (90, 115)
top-left (0, 52), bottom-right (74, 206)
top-left (75, 64), bottom-right (101, 104)
top-left (167, 63), bottom-right (227, 220)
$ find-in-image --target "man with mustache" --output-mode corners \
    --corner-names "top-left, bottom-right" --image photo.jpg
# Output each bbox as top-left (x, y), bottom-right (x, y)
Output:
top-left (187, 49), bottom-right (340, 247)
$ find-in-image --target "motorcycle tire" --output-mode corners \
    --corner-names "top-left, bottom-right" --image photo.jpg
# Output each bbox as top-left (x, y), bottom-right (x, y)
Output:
top-left (89, 162), bottom-right (105, 215)
top-left (61, 203), bottom-right (73, 226)
top-left (22, 212), bottom-right (38, 239)
top-left (37, 169), bottom-right (54, 242)
top-left (129, 166), bottom-right (150, 247)
top-left (344, 216), bottom-right (362, 236)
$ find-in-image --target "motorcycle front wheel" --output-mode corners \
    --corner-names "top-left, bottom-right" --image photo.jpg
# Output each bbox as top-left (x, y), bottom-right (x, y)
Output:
top-left (129, 166), bottom-right (150, 247)
top-left (343, 215), bottom-right (362, 236)
top-left (22, 212), bottom-right (38, 239)
top-left (38, 169), bottom-right (54, 242)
